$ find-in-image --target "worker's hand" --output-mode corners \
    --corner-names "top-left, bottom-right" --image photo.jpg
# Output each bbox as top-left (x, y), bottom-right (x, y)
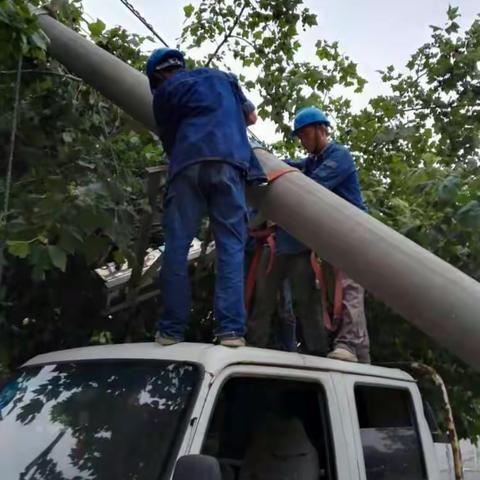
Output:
top-left (245, 110), bottom-right (258, 126)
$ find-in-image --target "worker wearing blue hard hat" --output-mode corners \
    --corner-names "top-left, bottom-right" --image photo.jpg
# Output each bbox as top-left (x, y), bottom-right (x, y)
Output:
top-left (287, 106), bottom-right (370, 363)
top-left (291, 106), bottom-right (331, 135)
top-left (146, 48), bottom-right (186, 94)
top-left (146, 47), bottom-right (266, 348)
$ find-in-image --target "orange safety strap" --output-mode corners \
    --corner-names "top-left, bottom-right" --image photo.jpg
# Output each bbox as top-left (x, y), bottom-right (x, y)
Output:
top-left (245, 227), bottom-right (275, 313)
top-left (310, 252), bottom-right (343, 332)
top-left (244, 166), bottom-right (296, 312)
top-left (267, 167), bottom-right (299, 184)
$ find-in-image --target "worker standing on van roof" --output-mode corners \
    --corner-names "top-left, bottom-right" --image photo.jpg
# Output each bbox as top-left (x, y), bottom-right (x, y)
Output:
top-left (289, 106), bottom-right (371, 363)
top-left (247, 222), bottom-right (327, 356)
top-left (146, 47), bottom-right (265, 348)
top-left (245, 211), bottom-right (299, 352)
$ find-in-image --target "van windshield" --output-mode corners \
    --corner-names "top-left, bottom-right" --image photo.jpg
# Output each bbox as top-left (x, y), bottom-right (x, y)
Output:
top-left (0, 360), bottom-right (200, 480)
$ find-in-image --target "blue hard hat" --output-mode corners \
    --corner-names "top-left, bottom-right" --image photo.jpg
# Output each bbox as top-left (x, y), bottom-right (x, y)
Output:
top-left (146, 48), bottom-right (185, 79)
top-left (292, 107), bottom-right (330, 136)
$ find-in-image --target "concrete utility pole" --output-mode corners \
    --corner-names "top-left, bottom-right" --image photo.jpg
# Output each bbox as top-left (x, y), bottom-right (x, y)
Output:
top-left (35, 9), bottom-right (480, 370)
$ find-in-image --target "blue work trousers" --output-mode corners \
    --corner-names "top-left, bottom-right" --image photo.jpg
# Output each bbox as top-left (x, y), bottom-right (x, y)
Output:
top-left (157, 162), bottom-right (247, 340)
top-left (276, 280), bottom-right (297, 352)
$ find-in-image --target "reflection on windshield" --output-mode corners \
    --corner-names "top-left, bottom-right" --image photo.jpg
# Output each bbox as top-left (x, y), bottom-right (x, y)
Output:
top-left (0, 361), bottom-right (199, 480)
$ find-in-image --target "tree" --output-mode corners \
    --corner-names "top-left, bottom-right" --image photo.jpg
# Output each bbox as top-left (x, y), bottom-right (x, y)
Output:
top-left (1, 0), bottom-right (480, 440)
top-left (181, 0), bottom-right (365, 146)
top-left (181, 0), bottom-right (480, 439)
top-left (341, 8), bottom-right (480, 439)
top-left (0, 0), bottom-right (162, 363)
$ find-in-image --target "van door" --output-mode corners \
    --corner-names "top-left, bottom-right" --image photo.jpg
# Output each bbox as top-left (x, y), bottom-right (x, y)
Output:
top-left (339, 374), bottom-right (441, 480)
top-left (188, 365), bottom-right (355, 480)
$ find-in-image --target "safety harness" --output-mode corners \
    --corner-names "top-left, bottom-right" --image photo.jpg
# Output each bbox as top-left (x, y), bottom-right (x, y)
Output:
top-left (245, 167), bottom-right (297, 313)
top-left (244, 166), bottom-right (344, 331)
top-left (310, 254), bottom-right (343, 332)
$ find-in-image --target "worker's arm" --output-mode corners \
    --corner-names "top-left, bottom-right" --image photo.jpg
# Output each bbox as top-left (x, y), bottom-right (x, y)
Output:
top-left (245, 107), bottom-right (257, 126)
top-left (229, 73), bottom-right (257, 126)
top-left (283, 157), bottom-right (308, 170)
top-left (310, 147), bottom-right (355, 190)
top-left (152, 87), bottom-right (177, 155)
top-left (241, 97), bottom-right (257, 126)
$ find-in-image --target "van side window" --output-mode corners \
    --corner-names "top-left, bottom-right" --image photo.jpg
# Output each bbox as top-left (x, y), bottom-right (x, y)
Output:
top-left (355, 385), bottom-right (427, 480)
top-left (202, 377), bottom-right (336, 480)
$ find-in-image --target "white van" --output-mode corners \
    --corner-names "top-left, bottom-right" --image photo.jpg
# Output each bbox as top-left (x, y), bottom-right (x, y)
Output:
top-left (0, 343), bottom-right (461, 479)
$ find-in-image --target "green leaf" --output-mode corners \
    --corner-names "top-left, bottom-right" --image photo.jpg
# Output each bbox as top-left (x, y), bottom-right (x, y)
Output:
top-left (422, 153), bottom-right (439, 167)
top-left (183, 4), bottom-right (194, 18)
top-left (456, 201), bottom-right (480, 229)
top-left (32, 266), bottom-right (46, 282)
top-left (447, 5), bottom-right (459, 21)
top-left (28, 244), bottom-right (53, 271)
top-left (113, 249), bottom-right (127, 265)
top-left (84, 236), bottom-right (110, 265)
top-left (58, 229), bottom-right (81, 254)
top-left (88, 19), bottom-right (106, 38)
top-left (437, 176), bottom-right (460, 203)
top-left (30, 31), bottom-right (49, 51)
top-left (48, 245), bottom-right (67, 272)
top-left (6, 241), bottom-right (30, 259)
top-left (445, 21), bottom-right (460, 34)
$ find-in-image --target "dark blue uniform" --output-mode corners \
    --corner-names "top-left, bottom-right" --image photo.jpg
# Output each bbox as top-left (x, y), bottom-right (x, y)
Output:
top-left (274, 141), bottom-right (370, 361)
top-left (153, 68), bottom-right (262, 340)
top-left (276, 141), bottom-right (366, 253)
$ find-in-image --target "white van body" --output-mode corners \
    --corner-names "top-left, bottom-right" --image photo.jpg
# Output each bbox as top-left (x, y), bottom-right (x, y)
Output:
top-left (0, 343), bottom-right (461, 479)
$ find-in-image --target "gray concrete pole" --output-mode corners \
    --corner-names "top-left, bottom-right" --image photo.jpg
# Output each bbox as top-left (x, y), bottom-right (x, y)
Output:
top-left (36, 11), bottom-right (480, 369)
top-left (35, 10), bottom-right (157, 132)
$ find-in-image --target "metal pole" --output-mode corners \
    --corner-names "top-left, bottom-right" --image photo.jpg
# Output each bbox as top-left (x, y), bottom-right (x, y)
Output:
top-left (36, 11), bottom-right (480, 370)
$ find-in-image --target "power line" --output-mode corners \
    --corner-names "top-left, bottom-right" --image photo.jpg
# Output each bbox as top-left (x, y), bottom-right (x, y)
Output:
top-left (119, 0), bottom-right (169, 47)
top-left (118, 0), bottom-right (267, 146)
top-left (4, 55), bottom-right (22, 220)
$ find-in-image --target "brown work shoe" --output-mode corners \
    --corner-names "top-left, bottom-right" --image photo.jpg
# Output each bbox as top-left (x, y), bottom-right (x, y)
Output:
top-left (220, 337), bottom-right (246, 348)
top-left (155, 332), bottom-right (180, 346)
top-left (327, 348), bottom-right (358, 363)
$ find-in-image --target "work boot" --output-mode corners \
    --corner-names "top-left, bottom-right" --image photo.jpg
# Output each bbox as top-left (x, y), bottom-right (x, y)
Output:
top-left (220, 337), bottom-right (246, 348)
top-left (327, 347), bottom-right (358, 363)
top-left (155, 332), bottom-right (180, 346)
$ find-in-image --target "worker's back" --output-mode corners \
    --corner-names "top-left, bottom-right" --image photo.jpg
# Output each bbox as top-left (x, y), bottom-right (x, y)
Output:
top-left (153, 67), bottom-right (252, 179)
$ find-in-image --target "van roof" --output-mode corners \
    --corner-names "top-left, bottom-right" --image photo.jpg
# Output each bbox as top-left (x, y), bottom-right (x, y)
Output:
top-left (23, 342), bottom-right (414, 382)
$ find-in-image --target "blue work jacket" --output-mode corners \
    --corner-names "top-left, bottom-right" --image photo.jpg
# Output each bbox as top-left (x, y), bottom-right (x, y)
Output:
top-left (153, 67), bottom-right (263, 181)
top-left (276, 142), bottom-right (367, 254)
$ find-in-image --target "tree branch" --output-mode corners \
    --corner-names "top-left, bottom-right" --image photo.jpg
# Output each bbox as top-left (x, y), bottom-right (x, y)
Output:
top-left (230, 34), bottom-right (255, 50)
top-left (0, 69), bottom-right (82, 82)
top-left (206, 1), bottom-right (248, 67)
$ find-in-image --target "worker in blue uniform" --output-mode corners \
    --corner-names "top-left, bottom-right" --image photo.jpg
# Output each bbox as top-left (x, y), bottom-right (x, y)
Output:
top-left (146, 47), bottom-right (265, 347)
top-left (288, 106), bottom-right (370, 363)
top-left (247, 222), bottom-right (327, 356)
top-left (245, 209), bottom-right (298, 352)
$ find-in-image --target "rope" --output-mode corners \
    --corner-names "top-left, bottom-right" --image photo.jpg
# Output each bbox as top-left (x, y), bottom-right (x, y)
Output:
top-left (118, 0), bottom-right (169, 47)
top-left (3, 55), bottom-right (23, 220)
top-left (0, 55), bottom-right (23, 287)
top-left (118, 0), bottom-right (268, 147)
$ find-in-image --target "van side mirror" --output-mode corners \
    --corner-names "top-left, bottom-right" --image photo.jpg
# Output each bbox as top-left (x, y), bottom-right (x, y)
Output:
top-left (172, 454), bottom-right (221, 480)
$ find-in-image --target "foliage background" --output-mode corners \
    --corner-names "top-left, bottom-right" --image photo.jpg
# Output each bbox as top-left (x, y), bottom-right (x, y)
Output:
top-left (0, 0), bottom-right (479, 439)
